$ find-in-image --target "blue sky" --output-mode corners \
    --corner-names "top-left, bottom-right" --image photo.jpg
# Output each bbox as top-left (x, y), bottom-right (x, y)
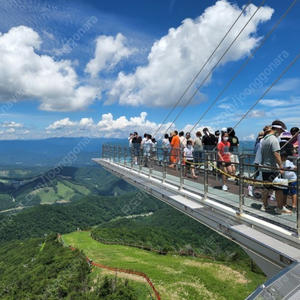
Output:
top-left (0, 0), bottom-right (299, 140)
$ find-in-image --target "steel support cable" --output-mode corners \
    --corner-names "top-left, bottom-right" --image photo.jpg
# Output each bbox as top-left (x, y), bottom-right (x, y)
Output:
top-left (189, 0), bottom-right (298, 134)
top-left (152, 0), bottom-right (253, 138)
top-left (232, 52), bottom-right (300, 131)
top-left (160, 0), bottom-right (266, 139)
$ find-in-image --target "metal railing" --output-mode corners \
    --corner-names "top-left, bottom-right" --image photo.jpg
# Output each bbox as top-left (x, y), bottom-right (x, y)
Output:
top-left (101, 144), bottom-right (300, 236)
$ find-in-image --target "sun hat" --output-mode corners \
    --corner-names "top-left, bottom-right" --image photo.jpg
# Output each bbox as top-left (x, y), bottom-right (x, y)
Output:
top-left (280, 132), bottom-right (292, 139)
top-left (271, 120), bottom-right (287, 132)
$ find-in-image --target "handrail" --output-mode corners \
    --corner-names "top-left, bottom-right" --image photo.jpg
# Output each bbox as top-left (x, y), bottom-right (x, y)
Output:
top-left (101, 144), bottom-right (300, 236)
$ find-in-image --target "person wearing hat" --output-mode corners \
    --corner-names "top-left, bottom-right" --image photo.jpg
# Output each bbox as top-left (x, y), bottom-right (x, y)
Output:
top-left (260, 120), bottom-right (292, 214)
top-left (185, 132), bottom-right (194, 146)
top-left (279, 131), bottom-right (294, 156)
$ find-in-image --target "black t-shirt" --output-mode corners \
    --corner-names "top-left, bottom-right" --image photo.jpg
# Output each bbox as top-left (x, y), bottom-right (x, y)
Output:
top-left (228, 136), bottom-right (239, 152)
top-left (132, 136), bottom-right (142, 144)
top-left (202, 133), bottom-right (215, 146)
top-left (280, 140), bottom-right (294, 156)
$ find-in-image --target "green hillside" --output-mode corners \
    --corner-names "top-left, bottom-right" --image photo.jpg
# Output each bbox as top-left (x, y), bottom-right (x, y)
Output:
top-left (63, 231), bottom-right (265, 300)
top-left (0, 235), bottom-right (141, 299)
top-left (0, 166), bottom-right (137, 211)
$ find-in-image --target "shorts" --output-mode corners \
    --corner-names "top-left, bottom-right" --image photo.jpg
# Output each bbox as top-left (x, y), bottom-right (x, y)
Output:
top-left (217, 161), bottom-right (231, 168)
top-left (283, 180), bottom-right (297, 195)
top-left (262, 172), bottom-right (280, 190)
top-left (185, 159), bottom-right (194, 169)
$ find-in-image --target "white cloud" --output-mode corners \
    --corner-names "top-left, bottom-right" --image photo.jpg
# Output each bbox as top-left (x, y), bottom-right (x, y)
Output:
top-left (85, 33), bottom-right (136, 77)
top-left (46, 112), bottom-right (174, 138)
top-left (0, 26), bottom-right (99, 111)
top-left (271, 78), bottom-right (300, 92)
top-left (46, 118), bottom-right (77, 130)
top-left (6, 128), bottom-right (15, 134)
top-left (259, 99), bottom-right (291, 107)
top-left (1, 121), bottom-right (23, 128)
top-left (242, 133), bottom-right (255, 141)
top-left (247, 110), bottom-right (266, 118)
top-left (106, 1), bottom-right (274, 107)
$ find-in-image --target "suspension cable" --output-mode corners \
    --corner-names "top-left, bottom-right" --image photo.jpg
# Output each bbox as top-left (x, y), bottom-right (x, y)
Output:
top-left (189, 0), bottom-right (298, 133)
top-left (160, 0), bottom-right (266, 139)
top-left (152, 0), bottom-right (253, 138)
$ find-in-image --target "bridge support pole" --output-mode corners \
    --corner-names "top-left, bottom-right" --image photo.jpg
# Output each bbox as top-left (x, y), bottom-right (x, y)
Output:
top-left (113, 145), bottom-right (116, 163)
top-left (238, 155), bottom-right (245, 214)
top-left (204, 151), bottom-right (209, 200)
top-left (118, 145), bottom-right (121, 165)
top-left (179, 148), bottom-right (184, 190)
top-left (109, 145), bottom-right (112, 162)
top-left (124, 146), bottom-right (127, 167)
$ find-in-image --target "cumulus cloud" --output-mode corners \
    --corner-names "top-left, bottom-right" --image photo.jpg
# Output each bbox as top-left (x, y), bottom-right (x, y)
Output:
top-left (0, 26), bottom-right (99, 111)
top-left (85, 33), bottom-right (136, 77)
top-left (106, 1), bottom-right (273, 108)
top-left (46, 118), bottom-right (77, 130)
top-left (46, 112), bottom-right (174, 138)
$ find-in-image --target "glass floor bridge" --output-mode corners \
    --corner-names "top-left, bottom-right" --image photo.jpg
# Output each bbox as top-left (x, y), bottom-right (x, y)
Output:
top-left (93, 144), bottom-right (300, 299)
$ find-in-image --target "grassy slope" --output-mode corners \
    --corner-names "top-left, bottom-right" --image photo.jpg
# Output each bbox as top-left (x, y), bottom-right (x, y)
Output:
top-left (62, 231), bottom-right (265, 300)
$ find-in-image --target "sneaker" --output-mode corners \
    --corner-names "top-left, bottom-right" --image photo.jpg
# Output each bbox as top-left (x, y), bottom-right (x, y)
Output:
top-left (275, 207), bottom-right (292, 214)
top-left (228, 177), bottom-right (235, 181)
top-left (134, 162), bottom-right (138, 165)
top-left (261, 205), bottom-right (275, 211)
top-left (292, 207), bottom-right (297, 213)
top-left (222, 185), bottom-right (228, 191)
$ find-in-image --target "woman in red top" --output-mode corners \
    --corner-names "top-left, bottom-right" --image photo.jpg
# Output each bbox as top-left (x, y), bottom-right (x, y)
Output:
top-left (217, 132), bottom-right (233, 191)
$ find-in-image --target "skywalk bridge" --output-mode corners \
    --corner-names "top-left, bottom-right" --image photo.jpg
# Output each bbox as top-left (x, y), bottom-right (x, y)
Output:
top-left (93, 144), bottom-right (300, 299)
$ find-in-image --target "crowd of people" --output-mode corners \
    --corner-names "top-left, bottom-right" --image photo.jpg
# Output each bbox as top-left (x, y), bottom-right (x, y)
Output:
top-left (128, 120), bottom-right (298, 214)
top-left (253, 120), bottom-right (298, 214)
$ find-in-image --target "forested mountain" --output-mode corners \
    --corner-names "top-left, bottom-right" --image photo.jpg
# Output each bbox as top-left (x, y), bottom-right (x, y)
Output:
top-left (0, 193), bottom-right (166, 242)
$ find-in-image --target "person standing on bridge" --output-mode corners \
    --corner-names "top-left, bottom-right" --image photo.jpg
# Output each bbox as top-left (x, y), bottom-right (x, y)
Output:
top-left (132, 132), bottom-right (142, 165)
top-left (169, 131), bottom-right (180, 168)
top-left (260, 120), bottom-right (292, 214)
top-left (217, 131), bottom-right (233, 191)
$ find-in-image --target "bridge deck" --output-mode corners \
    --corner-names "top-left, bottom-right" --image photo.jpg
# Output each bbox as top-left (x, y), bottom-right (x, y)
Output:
top-left (97, 158), bottom-right (297, 231)
top-left (93, 155), bottom-right (300, 278)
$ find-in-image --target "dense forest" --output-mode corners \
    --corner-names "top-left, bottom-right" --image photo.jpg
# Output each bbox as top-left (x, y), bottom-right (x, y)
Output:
top-left (0, 192), bottom-right (165, 242)
top-left (0, 235), bottom-right (138, 299)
